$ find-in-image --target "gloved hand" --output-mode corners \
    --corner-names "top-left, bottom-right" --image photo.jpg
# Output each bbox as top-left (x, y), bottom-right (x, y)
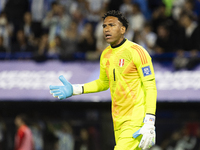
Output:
top-left (49, 75), bottom-right (83, 100)
top-left (133, 114), bottom-right (156, 149)
top-left (49, 75), bottom-right (73, 100)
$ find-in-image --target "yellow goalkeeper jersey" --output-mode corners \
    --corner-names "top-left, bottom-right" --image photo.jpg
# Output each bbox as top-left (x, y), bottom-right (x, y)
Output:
top-left (84, 39), bottom-right (157, 130)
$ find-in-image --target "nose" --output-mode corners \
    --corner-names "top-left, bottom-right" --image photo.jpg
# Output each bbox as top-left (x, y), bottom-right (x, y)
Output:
top-left (104, 26), bottom-right (109, 32)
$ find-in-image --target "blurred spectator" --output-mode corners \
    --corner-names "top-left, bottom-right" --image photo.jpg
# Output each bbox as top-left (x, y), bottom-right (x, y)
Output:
top-left (137, 22), bottom-right (157, 55)
top-left (43, 120), bottom-right (59, 150)
top-left (58, 0), bottom-right (74, 15)
top-left (21, 11), bottom-right (42, 47)
top-left (182, 0), bottom-right (197, 17)
top-left (181, 0), bottom-right (200, 24)
top-left (161, 130), bottom-right (183, 150)
top-left (0, 11), bottom-right (13, 50)
top-left (132, 0), bottom-right (151, 20)
top-left (48, 36), bottom-right (62, 59)
top-left (161, 124), bottom-right (200, 150)
top-left (0, 36), bottom-right (7, 52)
top-left (154, 23), bottom-right (175, 54)
top-left (94, 18), bottom-right (109, 52)
top-left (124, 25), bottom-right (134, 41)
top-left (172, 0), bottom-right (187, 21)
top-left (29, 0), bottom-right (55, 22)
top-left (69, 0), bottom-right (88, 34)
top-left (119, 2), bottom-right (135, 41)
top-left (151, 2), bottom-right (172, 34)
top-left (78, 22), bottom-right (96, 54)
top-left (178, 12), bottom-right (199, 52)
top-left (30, 123), bottom-right (44, 150)
top-left (60, 21), bottom-right (79, 60)
top-left (34, 33), bottom-right (49, 61)
top-left (119, 0), bottom-right (133, 19)
top-left (84, 0), bottom-right (110, 30)
top-left (0, 0), bottom-right (7, 14)
top-left (4, 0), bottom-right (29, 35)
top-left (75, 128), bottom-right (93, 150)
top-left (171, 0), bottom-right (200, 22)
top-left (14, 114), bottom-right (34, 150)
top-left (173, 12), bottom-right (200, 70)
top-left (173, 50), bottom-right (190, 70)
top-left (0, 116), bottom-right (6, 150)
top-left (87, 126), bottom-right (100, 150)
top-left (54, 121), bottom-right (74, 150)
top-left (69, 0), bottom-right (86, 18)
top-left (30, 112), bottom-right (45, 150)
top-left (172, 0), bottom-right (200, 27)
top-left (11, 29), bottom-right (36, 53)
top-left (42, 2), bottom-right (71, 43)
top-left (129, 3), bottom-right (145, 33)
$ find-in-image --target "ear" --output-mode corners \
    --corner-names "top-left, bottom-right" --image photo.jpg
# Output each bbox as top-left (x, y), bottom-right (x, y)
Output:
top-left (121, 26), bottom-right (126, 35)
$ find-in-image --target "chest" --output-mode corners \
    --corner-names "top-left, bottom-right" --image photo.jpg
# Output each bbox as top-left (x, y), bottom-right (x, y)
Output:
top-left (103, 50), bottom-right (138, 81)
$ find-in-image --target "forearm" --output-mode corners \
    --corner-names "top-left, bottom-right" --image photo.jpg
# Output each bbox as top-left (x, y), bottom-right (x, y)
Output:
top-left (83, 78), bottom-right (109, 94)
top-left (143, 79), bottom-right (157, 115)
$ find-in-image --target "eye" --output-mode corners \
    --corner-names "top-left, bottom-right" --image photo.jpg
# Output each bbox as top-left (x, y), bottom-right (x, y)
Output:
top-left (102, 25), bottom-right (106, 28)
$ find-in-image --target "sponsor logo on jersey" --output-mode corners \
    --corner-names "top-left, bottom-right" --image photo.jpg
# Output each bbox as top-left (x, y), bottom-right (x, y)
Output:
top-left (119, 59), bottom-right (124, 67)
top-left (106, 60), bottom-right (110, 66)
top-left (142, 66), bottom-right (152, 77)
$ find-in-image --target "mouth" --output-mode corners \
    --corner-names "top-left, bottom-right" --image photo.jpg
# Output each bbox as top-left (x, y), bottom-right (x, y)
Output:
top-left (105, 34), bottom-right (112, 39)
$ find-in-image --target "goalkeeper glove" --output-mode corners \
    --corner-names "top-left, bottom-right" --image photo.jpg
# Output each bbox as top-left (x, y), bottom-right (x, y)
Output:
top-left (49, 75), bottom-right (83, 100)
top-left (132, 114), bottom-right (156, 149)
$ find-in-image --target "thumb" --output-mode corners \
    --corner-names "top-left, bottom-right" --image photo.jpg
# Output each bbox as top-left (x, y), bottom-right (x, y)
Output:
top-left (59, 75), bottom-right (70, 86)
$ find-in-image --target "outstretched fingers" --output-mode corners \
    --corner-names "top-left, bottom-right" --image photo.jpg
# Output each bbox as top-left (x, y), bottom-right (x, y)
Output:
top-left (50, 89), bottom-right (60, 94)
top-left (59, 75), bottom-right (70, 86)
top-left (49, 85), bottom-right (60, 90)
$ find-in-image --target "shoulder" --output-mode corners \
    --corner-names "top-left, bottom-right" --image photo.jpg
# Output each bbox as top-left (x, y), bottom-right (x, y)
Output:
top-left (125, 40), bottom-right (146, 54)
top-left (101, 45), bottom-right (112, 59)
top-left (125, 40), bottom-right (151, 64)
top-left (102, 45), bottom-right (111, 52)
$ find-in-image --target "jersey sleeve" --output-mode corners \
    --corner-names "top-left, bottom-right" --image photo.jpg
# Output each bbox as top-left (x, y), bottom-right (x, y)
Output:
top-left (132, 45), bottom-right (155, 81)
top-left (83, 53), bottom-right (109, 93)
top-left (132, 45), bottom-right (157, 115)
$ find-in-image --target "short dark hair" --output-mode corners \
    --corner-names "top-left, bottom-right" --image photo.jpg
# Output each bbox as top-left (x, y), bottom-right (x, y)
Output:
top-left (16, 114), bottom-right (28, 124)
top-left (102, 10), bottom-right (129, 30)
top-left (180, 11), bottom-right (195, 21)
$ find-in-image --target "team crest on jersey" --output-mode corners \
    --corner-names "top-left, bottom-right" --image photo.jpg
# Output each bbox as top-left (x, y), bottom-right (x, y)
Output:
top-left (142, 66), bottom-right (152, 77)
top-left (119, 59), bottom-right (124, 67)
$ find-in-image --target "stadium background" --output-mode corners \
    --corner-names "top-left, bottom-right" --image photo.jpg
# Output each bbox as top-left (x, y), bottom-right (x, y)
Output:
top-left (0, 0), bottom-right (200, 150)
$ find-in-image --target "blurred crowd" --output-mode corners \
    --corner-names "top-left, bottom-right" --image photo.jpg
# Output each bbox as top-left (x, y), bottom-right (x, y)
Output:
top-left (0, 0), bottom-right (200, 69)
top-left (0, 111), bottom-right (102, 150)
top-left (1, 111), bottom-right (200, 150)
top-left (151, 111), bottom-right (200, 150)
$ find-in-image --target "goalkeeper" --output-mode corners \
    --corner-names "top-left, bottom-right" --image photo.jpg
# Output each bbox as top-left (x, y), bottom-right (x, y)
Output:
top-left (49, 10), bottom-right (157, 150)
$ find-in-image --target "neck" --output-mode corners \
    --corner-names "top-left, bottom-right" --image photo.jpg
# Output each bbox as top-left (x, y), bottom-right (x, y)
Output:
top-left (111, 38), bottom-right (126, 48)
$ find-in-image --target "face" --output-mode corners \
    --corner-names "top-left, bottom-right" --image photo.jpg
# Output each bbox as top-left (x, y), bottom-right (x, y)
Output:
top-left (180, 15), bottom-right (190, 28)
top-left (157, 26), bottom-right (168, 38)
top-left (103, 16), bottom-right (126, 47)
top-left (24, 12), bottom-right (32, 23)
top-left (17, 30), bottom-right (25, 41)
top-left (14, 116), bottom-right (21, 127)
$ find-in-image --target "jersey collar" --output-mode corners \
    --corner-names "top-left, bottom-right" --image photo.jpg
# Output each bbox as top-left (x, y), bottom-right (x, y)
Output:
top-left (111, 38), bottom-right (126, 49)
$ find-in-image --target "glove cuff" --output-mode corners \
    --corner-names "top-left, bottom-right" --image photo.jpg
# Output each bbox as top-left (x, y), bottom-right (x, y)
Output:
top-left (72, 84), bottom-right (84, 95)
top-left (144, 114), bottom-right (155, 125)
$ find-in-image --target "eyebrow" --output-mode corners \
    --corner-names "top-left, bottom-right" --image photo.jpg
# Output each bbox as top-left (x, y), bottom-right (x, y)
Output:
top-left (103, 23), bottom-right (115, 26)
